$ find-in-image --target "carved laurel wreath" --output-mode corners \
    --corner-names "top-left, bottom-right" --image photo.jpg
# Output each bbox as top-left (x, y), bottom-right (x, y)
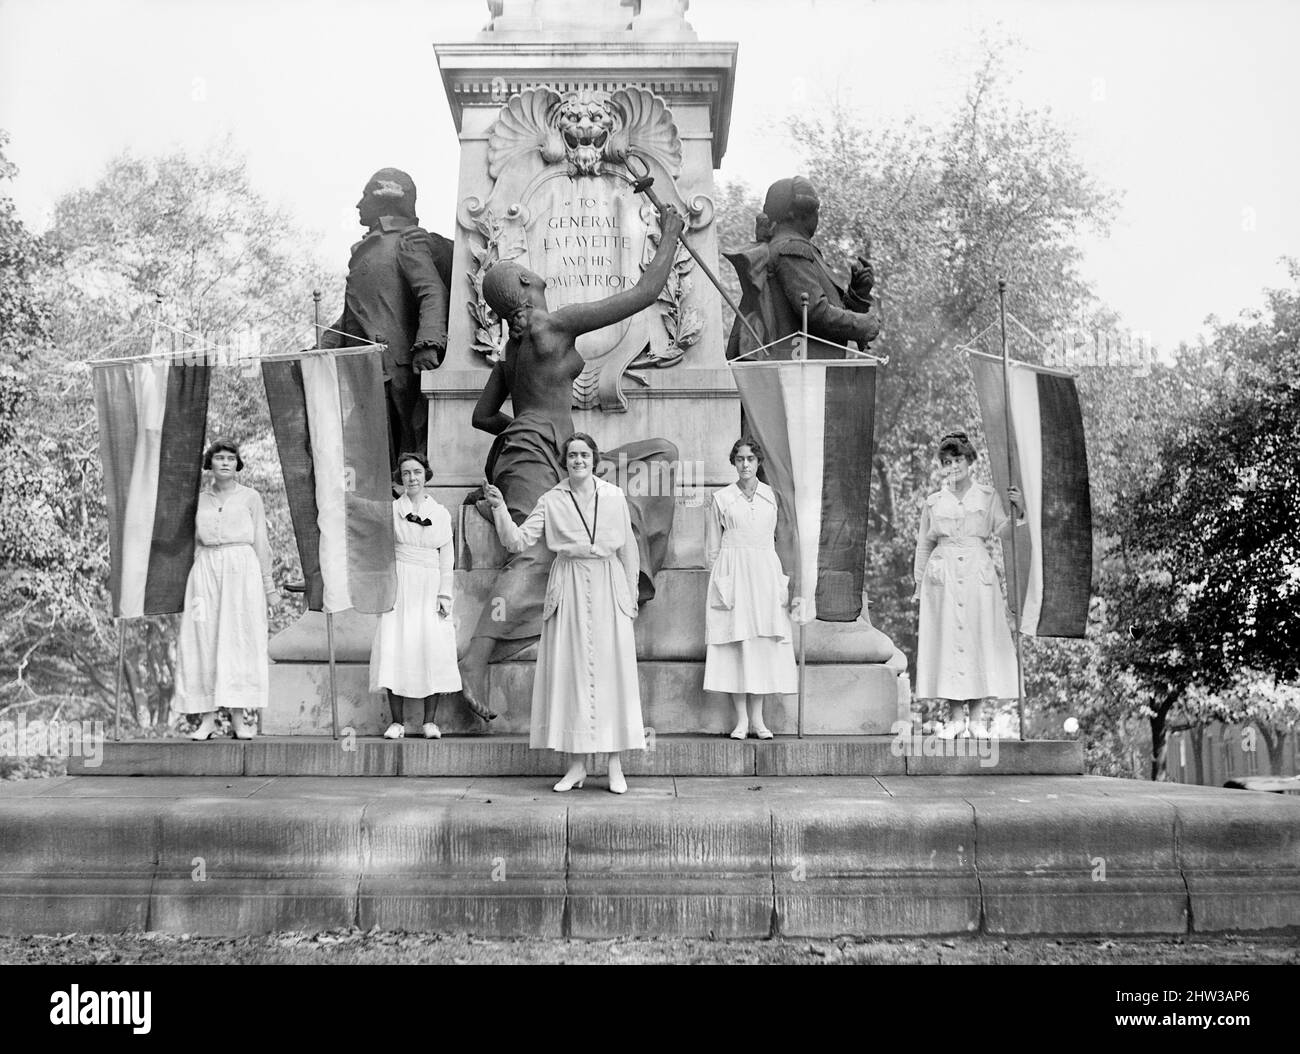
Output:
top-left (465, 207), bottom-right (519, 363)
top-left (634, 220), bottom-right (703, 371)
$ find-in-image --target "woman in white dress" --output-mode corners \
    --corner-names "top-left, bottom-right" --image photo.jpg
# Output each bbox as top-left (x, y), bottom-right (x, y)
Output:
top-left (913, 431), bottom-right (1023, 737)
top-left (704, 438), bottom-right (797, 739)
top-left (175, 439), bottom-right (277, 740)
top-left (483, 432), bottom-right (643, 794)
top-left (370, 452), bottom-right (470, 739)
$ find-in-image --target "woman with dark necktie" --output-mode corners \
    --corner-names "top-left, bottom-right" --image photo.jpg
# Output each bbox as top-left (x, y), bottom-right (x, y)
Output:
top-left (370, 451), bottom-right (484, 738)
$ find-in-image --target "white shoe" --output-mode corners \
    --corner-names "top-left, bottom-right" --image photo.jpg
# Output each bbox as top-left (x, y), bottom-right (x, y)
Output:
top-left (607, 759), bottom-right (627, 795)
top-left (937, 722), bottom-right (959, 740)
top-left (422, 722), bottom-right (442, 740)
top-left (188, 715), bottom-right (217, 741)
top-left (729, 720), bottom-right (748, 740)
top-left (554, 763), bottom-right (587, 792)
top-left (751, 724), bottom-right (774, 740)
top-left (231, 710), bottom-right (255, 740)
top-left (383, 722), bottom-right (405, 740)
top-left (971, 725), bottom-right (992, 739)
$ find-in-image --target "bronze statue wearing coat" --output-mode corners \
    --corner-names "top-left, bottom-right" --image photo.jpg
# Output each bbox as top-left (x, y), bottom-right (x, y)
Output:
top-left (322, 168), bottom-right (453, 468)
top-left (725, 175), bottom-right (881, 359)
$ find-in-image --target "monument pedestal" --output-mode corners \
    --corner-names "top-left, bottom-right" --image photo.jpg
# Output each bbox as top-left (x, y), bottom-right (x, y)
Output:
top-left (267, 5), bottom-right (911, 739)
top-left (267, 496), bottom-right (910, 737)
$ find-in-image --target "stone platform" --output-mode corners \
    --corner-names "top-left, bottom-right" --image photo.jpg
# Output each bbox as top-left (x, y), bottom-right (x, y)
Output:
top-left (3, 773), bottom-right (1298, 938)
top-left (64, 735), bottom-right (1083, 778)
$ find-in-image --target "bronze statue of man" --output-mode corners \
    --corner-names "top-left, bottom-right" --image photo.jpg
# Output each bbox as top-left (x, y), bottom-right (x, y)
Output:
top-left (726, 175), bottom-right (880, 359)
top-left (321, 168), bottom-right (452, 468)
top-left (457, 206), bottom-right (687, 721)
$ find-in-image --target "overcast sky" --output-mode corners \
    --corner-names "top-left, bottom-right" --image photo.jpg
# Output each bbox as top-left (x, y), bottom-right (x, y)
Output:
top-left (1, 0), bottom-right (1297, 350)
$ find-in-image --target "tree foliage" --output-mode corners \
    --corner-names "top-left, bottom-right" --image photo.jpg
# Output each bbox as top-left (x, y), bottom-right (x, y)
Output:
top-left (718, 42), bottom-right (1121, 732)
top-left (1105, 264), bottom-right (1300, 776)
top-left (2, 142), bottom-right (338, 732)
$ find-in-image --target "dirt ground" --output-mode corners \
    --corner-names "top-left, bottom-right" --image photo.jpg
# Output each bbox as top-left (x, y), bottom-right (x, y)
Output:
top-left (2, 930), bottom-right (1297, 965)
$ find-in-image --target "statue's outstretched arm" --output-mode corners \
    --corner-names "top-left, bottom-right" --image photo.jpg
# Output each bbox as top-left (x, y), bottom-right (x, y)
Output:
top-left (552, 209), bottom-right (685, 337)
top-left (472, 362), bottom-right (512, 435)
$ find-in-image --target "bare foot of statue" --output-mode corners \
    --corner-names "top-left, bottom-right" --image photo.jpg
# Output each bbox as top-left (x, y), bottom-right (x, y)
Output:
top-left (459, 637), bottom-right (498, 728)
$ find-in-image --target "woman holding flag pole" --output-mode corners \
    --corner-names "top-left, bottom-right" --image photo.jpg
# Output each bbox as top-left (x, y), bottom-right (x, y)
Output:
top-left (912, 431), bottom-right (1022, 738)
top-left (174, 439), bottom-right (277, 740)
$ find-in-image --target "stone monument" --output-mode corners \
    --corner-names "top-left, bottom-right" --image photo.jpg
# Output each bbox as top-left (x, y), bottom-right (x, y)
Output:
top-left (265, 0), bottom-right (909, 737)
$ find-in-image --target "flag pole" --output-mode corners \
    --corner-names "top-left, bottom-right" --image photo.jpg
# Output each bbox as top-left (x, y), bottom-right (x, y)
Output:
top-left (796, 293), bottom-right (810, 739)
top-left (327, 611), bottom-right (340, 741)
top-left (997, 279), bottom-right (1027, 741)
top-left (113, 619), bottom-right (125, 741)
top-left (313, 291), bottom-right (341, 741)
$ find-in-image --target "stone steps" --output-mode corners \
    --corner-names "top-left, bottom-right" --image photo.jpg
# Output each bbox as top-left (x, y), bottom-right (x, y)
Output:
top-left (66, 735), bottom-right (1083, 778)
top-left (5, 773), bottom-right (1298, 937)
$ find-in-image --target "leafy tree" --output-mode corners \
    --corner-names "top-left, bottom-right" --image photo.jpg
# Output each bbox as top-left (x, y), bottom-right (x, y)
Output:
top-left (0, 129), bottom-right (66, 774)
top-left (716, 41), bottom-right (1122, 739)
top-left (3, 143), bottom-right (337, 732)
top-left (1105, 265), bottom-right (1300, 777)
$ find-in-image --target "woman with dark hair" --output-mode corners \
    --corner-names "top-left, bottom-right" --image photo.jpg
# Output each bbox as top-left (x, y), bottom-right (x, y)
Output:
top-left (175, 438), bottom-right (276, 740)
top-left (913, 431), bottom-right (1023, 738)
top-left (704, 437), bottom-right (796, 738)
top-left (370, 451), bottom-right (475, 739)
top-left (483, 432), bottom-right (643, 793)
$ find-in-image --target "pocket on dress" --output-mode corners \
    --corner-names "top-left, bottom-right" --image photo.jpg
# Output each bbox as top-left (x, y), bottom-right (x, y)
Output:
top-left (925, 558), bottom-right (947, 586)
top-left (708, 572), bottom-right (736, 610)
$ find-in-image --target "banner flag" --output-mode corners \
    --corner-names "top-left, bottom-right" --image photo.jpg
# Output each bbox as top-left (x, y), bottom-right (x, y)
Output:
top-left (730, 359), bottom-right (876, 622)
top-left (969, 350), bottom-right (1093, 637)
top-left (92, 357), bottom-right (211, 618)
top-left (262, 346), bottom-right (395, 614)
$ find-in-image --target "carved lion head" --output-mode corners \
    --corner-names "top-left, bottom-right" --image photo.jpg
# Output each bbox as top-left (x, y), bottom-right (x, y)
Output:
top-left (556, 92), bottom-right (615, 176)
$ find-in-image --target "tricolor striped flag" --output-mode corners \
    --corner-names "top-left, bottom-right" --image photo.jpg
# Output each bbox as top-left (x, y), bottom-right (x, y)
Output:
top-left (968, 350), bottom-right (1093, 637)
top-left (730, 360), bottom-right (876, 622)
top-left (261, 346), bottom-right (395, 614)
top-left (92, 357), bottom-right (212, 618)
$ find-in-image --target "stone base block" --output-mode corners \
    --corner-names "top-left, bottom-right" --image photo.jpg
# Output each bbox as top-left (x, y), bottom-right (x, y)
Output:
top-left (0, 798), bottom-right (159, 934)
top-left (1175, 796), bottom-right (1300, 933)
top-left (773, 800), bottom-right (980, 936)
top-left (566, 800), bottom-right (773, 938)
top-left (357, 800), bottom-right (568, 935)
top-left (151, 798), bottom-right (365, 935)
top-left (268, 572), bottom-right (903, 666)
top-left (975, 798), bottom-right (1188, 935)
top-left (264, 659), bottom-right (907, 737)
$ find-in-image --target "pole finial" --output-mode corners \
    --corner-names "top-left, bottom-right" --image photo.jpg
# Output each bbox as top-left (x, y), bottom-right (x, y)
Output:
top-left (997, 278), bottom-right (1007, 293)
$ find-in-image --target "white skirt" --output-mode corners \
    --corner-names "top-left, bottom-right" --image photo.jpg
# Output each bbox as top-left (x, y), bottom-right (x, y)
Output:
top-left (704, 638), bottom-right (797, 695)
top-left (173, 545), bottom-right (268, 713)
top-left (370, 556), bottom-right (463, 697)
